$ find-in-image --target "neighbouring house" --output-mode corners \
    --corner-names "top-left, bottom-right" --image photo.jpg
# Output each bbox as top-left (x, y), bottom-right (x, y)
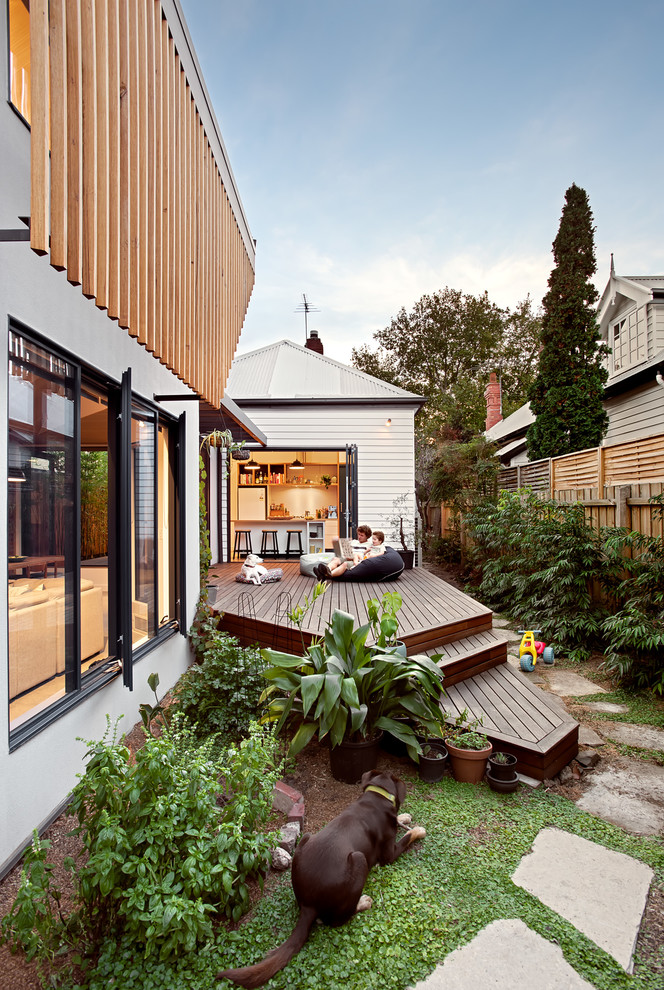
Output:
top-left (201, 333), bottom-right (425, 562)
top-left (485, 267), bottom-right (664, 466)
top-left (0, 0), bottom-right (254, 874)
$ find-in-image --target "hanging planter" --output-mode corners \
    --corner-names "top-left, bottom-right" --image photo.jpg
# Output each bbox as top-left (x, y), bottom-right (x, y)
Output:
top-left (231, 447), bottom-right (251, 461)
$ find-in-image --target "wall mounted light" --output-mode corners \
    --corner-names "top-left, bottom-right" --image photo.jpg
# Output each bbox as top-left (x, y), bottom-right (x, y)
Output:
top-left (385, 418), bottom-right (392, 427)
top-left (8, 468), bottom-right (26, 483)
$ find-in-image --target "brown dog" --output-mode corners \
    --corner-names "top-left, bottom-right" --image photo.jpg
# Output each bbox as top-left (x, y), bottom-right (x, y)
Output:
top-left (217, 769), bottom-right (426, 988)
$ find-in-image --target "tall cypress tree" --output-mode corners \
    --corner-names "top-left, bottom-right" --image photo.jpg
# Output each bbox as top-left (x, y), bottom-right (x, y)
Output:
top-left (526, 184), bottom-right (609, 460)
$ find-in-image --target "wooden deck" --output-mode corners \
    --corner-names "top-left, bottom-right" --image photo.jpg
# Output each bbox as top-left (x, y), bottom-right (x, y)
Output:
top-left (207, 561), bottom-right (578, 779)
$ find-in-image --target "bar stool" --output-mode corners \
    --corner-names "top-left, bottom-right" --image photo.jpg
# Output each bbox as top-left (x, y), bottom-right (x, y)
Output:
top-left (286, 529), bottom-right (303, 557)
top-left (233, 530), bottom-right (253, 560)
top-left (260, 529), bottom-right (279, 558)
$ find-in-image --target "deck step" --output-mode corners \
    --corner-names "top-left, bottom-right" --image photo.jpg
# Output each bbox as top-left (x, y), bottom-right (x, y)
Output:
top-left (440, 663), bottom-right (578, 780)
top-left (420, 629), bottom-right (510, 685)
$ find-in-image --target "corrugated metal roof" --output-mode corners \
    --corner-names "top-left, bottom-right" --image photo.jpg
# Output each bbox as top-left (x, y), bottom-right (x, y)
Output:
top-left (226, 339), bottom-right (423, 401)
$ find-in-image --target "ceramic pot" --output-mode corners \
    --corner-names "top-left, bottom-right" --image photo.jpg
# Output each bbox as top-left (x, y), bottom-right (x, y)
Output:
top-left (486, 770), bottom-right (520, 793)
top-left (329, 732), bottom-right (383, 784)
top-left (418, 742), bottom-right (448, 782)
top-left (445, 738), bottom-right (492, 784)
top-left (488, 752), bottom-right (518, 781)
top-left (396, 549), bottom-right (415, 570)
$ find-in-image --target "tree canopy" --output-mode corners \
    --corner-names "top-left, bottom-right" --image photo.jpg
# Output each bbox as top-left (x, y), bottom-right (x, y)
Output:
top-left (526, 183), bottom-right (609, 460)
top-left (352, 288), bottom-right (540, 437)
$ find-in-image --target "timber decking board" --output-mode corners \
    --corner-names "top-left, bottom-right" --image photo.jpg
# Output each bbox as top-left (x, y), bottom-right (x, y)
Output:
top-left (207, 562), bottom-right (578, 778)
top-left (208, 561), bottom-right (492, 646)
top-left (442, 664), bottom-right (578, 778)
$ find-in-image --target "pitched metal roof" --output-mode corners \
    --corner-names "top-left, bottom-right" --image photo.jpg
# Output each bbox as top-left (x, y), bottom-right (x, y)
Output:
top-left (226, 339), bottom-right (424, 403)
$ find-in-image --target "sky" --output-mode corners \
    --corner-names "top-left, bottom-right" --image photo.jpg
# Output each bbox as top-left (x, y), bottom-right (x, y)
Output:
top-left (182, 0), bottom-right (664, 364)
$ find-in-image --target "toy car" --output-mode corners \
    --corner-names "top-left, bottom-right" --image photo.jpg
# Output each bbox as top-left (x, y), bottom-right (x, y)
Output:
top-left (518, 629), bottom-right (555, 672)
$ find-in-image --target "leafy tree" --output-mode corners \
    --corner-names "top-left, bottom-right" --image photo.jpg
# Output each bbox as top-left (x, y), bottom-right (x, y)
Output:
top-left (352, 288), bottom-right (540, 436)
top-left (526, 183), bottom-right (609, 459)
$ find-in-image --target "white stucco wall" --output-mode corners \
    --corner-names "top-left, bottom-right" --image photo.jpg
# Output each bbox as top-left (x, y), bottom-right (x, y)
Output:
top-left (0, 9), bottom-right (200, 869)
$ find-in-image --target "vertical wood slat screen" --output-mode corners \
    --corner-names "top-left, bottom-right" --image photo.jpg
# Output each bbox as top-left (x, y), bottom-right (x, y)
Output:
top-left (30, 0), bottom-right (255, 408)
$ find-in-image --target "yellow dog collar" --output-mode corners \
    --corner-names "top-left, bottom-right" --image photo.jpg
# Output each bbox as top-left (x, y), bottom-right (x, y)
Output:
top-left (365, 784), bottom-right (397, 807)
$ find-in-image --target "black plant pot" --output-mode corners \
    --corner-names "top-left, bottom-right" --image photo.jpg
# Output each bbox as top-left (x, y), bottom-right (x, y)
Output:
top-left (329, 732), bottom-right (383, 784)
top-left (396, 549), bottom-right (415, 570)
top-left (486, 769), bottom-right (520, 793)
top-left (380, 716), bottom-right (412, 757)
top-left (488, 753), bottom-right (518, 780)
top-left (418, 742), bottom-right (448, 782)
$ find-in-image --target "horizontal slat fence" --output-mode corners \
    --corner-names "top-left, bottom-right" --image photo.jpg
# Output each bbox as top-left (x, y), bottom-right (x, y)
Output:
top-left (30, 0), bottom-right (254, 408)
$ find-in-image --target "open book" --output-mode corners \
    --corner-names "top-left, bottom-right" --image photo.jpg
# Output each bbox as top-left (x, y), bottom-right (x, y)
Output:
top-left (333, 537), bottom-right (355, 561)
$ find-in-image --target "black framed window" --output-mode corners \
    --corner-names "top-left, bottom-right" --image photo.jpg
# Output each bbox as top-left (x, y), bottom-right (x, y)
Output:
top-left (7, 326), bottom-right (183, 743)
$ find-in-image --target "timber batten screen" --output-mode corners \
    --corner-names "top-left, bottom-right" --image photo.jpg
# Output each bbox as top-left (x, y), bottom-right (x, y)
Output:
top-left (29, 0), bottom-right (255, 408)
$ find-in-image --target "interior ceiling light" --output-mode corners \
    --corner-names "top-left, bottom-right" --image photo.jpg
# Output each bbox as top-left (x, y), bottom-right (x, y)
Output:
top-left (245, 459), bottom-right (260, 471)
top-left (8, 467), bottom-right (26, 483)
top-left (289, 457), bottom-right (304, 470)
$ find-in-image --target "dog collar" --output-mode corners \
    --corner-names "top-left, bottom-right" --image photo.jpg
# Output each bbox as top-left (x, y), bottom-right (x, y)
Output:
top-left (365, 784), bottom-right (397, 807)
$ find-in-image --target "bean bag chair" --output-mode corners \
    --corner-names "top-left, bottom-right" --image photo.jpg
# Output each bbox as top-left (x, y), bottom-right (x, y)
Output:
top-left (336, 546), bottom-right (404, 582)
top-left (299, 552), bottom-right (335, 577)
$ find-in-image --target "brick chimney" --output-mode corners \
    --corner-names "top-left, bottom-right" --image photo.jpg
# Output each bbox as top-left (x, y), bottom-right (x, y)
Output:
top-left (484, 372), bottom-right (502, 431)
top-left (305, 330), bottom-right (324, 354)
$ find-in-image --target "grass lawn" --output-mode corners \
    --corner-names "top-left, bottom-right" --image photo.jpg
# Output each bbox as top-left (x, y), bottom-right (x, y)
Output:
top-left (87, 775), bottom-right (664, 990)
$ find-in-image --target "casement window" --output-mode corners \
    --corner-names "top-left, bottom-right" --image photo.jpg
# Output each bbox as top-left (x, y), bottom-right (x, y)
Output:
top-left (8, 0), bottom-right (30, 124)
top-left (7, 325), bottom-right (184, 746)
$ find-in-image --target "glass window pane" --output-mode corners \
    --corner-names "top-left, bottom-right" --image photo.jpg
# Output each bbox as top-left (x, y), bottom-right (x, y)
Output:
top-left (157, 424), bottom-right (176, 628)
top-left (131, 404), bottom-right (156, 646)
top-left (9, 0), bottom-right (31, 124)
top-left (8, 331), bottom-right (75, 729)
top-left (80, 386), bottom-right (110, 673)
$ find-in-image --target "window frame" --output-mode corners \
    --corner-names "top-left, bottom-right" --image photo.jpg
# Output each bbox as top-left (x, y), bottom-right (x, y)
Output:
top-left (7, 320), bottom-right (185, 750)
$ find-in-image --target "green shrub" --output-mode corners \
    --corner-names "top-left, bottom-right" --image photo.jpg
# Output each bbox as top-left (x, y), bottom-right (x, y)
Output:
top-left (175, 631), bottom-right (267, 742)
top-left (465, 490), bottom-right (607, 660)
top-left (8, 716), bottom-right (282, 965)
top-left (600, 524), bottom-right (664, 694)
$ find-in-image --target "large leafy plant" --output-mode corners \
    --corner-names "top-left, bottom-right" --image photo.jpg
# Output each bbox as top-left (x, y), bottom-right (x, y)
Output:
top-left (261, 607), bottom-right (445, 759)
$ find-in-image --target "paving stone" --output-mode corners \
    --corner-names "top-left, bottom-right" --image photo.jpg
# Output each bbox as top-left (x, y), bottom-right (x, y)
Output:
top-left (409, 918), bottom-right (595, 990)
top-left (583, 700), bottom-right (630, 714)
top-left (512, 827), bottom-right (653, 972)
top-left (576, 749), bottom-right (600, 768)
top-left (543, 670), bottom-right (607, 697)
top-left (599, 722), bottom-right (664, 752)
top-left (491, 616), bottom-right (512, 628)
top-left (501, 628), bottom-right (523, 643)
top-left (576, 760), bottom-right (664, 836)
top-left (579, 725), bottom-right (605, 747)
top-left (516, 773), bottom-right (541, 788)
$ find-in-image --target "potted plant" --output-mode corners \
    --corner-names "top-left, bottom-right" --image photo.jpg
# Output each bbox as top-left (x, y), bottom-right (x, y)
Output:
top-left (366, 591), bottom-right (406, 655)
top-left (487, 751), bottom-right (520, 793)
top-left (384, 493), bottom-right (416, 569)
top-left (444, 710), bottom-right (492, 783)
top-left (321, 474), bottom-right (332, 489)
top-left (417, 734), bottom-right (448, 782)
top-left (260, 607), bottom-right (445, 783)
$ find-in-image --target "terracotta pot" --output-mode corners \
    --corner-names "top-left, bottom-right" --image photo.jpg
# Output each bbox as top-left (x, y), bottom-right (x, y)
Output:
top-left (488, 752), bottom-right (518, 781)
top-left (445, 738), bottom-right (492, 784)
top-left (329, 732), bottom-right (383, 784)
top-left (418, 742), bottom-right (448, 782)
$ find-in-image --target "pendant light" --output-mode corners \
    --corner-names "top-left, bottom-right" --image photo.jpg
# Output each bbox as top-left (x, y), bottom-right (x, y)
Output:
top-left (245, 458), bottom-right (260, 471)
top-left (289, 452), bottom-right (304, 470)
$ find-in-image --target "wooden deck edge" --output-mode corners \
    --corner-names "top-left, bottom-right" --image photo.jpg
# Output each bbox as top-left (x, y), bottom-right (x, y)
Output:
top-left (440, 647), bottom-right (508, 686)
top-left (402, 614), bottom-right (494, 652)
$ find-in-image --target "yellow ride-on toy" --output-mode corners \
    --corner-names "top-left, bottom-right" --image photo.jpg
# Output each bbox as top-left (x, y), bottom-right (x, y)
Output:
top-left (518, 629), bottom-right (555, 672)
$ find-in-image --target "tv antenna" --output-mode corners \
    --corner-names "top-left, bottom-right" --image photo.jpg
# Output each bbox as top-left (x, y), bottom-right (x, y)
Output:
top-left (295, 293), bottom-right (320, 344)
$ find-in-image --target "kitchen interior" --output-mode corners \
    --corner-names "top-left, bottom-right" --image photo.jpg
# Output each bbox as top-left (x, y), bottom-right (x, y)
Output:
top-left (230, 450), bottom-right (345, 559)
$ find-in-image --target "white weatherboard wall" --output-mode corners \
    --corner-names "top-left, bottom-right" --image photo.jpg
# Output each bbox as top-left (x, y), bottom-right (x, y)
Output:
top-left (603, 382), bottom-right (664, 447)
top-left (236, 404), bottom-right (417, 542)
top-left (0, 3), bottom-right (200, 869)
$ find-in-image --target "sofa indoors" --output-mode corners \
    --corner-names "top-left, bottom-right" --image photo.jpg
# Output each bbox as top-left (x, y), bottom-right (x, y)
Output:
top-left (8, 577), bottom-right (104, 699)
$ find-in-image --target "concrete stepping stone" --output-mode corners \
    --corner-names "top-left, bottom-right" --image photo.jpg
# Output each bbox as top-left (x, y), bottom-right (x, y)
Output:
top-left (409, 918), bottom-right (595, 989)
top-left (599, 722), bottom-right (664, 752)
top-left (576, 760), bottom-right (664, 836)
top-left (543, 671), bottom-right (607, 697)
top-left (582, 701), bottom-right (629, 715)
top-left (579, 725), bottom-right (605, 747)
top-left (512, 828), bottom-right (653, 972)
